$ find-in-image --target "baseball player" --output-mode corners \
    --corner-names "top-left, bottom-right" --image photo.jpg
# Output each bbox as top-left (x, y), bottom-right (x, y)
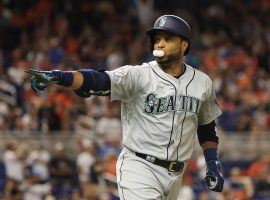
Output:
top-left (26, 15), bottom-right (224, 199)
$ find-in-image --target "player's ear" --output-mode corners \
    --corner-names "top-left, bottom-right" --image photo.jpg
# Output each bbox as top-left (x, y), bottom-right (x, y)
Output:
top-left (181, 41), bottom-right (188, 52)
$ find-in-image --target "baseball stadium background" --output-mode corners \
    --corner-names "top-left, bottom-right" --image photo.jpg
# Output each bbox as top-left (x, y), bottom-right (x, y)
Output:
top-left (0, 0), bottom-right (269, 199)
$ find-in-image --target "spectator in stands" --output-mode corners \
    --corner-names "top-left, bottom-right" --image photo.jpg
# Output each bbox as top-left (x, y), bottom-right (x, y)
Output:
top-left (253, 166), bottom-right (270, 199)
top-left (196, 153), bottom-right (207, 181)
top-left (21, 102), bottom-right (39, 131)
top-left (248, 155), bottom-right (270, 199)
top-left (178, 174), bottom-right (195, 200)
top-left (248, 155), bottom-right (270, 181)
top-left (25, 142), bottom-right (51, 182)
top-left (105, 43), bottom-right (125, 71)
top-left (20, 175), bottom-right (53, 200)
top-left (76, 139), bottom-right (97, 199)
top-left (49, 142), bottom-right (72, 199)
top-left (2, 141), bottom-right (27, 199)
top-left (235, 110), bottom-right (253, 132)
top-left (96, 105), bottom-right (122, 182)
top-left (96, 106), bottom-right (122, 147)
top-left (133, 0), bottom-right (155, 29)
top-left (75, 101), bottom-right (96, 136)
top-left (228, 167), bottom-right (254, 199)
top-left (99, 173), bottom-right (119, 200)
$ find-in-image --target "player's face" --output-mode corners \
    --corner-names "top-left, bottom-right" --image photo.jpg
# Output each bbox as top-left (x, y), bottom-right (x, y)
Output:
top-left (153, 31), bottom-right (187, 66)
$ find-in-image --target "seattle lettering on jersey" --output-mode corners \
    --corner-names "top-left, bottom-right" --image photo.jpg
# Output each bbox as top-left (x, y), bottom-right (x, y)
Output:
top-left (144, 93), bottom-right (202, 115)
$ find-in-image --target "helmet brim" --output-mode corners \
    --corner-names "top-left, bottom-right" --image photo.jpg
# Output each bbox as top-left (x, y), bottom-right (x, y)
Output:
top-left (146, 27), bottom-right (189, 42)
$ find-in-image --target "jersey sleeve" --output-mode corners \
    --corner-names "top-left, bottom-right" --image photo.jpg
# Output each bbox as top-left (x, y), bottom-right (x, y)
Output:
top-left (198, 78), bottom-right (222, 125)
top-left (106, 65), bottom-right (142, 102)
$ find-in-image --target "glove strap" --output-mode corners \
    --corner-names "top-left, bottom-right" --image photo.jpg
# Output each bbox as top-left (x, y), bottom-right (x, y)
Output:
top-left (204, 148), bottom-right (218, 162)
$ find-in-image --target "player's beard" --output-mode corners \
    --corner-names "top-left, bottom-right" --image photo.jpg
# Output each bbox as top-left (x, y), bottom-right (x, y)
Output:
top-left (157, 50), bottom-right (181, 68)
top-left (157, 54), bottom-right (178, 67)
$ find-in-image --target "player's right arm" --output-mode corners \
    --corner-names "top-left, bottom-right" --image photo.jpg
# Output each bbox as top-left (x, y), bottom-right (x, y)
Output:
top-left (26, 65), bottom-right (141, 100)
top-left (26, 69), bottom-right (111, 98)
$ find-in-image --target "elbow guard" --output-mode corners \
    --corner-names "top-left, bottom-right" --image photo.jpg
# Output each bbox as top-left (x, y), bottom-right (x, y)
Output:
top-left (75, 69), bottom-right (111, 97)
top-left (197, 121), bottom-right (219, 145)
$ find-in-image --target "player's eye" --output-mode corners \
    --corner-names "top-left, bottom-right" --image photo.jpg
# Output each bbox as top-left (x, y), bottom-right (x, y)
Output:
top-left (154, 37), bottom-right (161, 44)
top-left (165, 36), bottom-right (173, 41)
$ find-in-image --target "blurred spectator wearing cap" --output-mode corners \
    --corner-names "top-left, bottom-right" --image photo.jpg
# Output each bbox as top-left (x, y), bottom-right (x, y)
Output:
top-left (99, 173), bottom-right (119, 200)
top-left (133, 0), bottom-right (155, 29)
top-left (2, 141), bottom-right (26, 182)
top-left (76, 139), bottom-right (97, 199)
top-left (75, 99), bottom-right (97, 136)
top-left (49, 142), bottom-right (72, 199)
top-left (96, 106), bottom-right (122, 150)
top-left (96, 105), bottom-right (122, 184)
top-left (228, 167), bottom-right (254, 199)
top-left (2, 141), bottom-right (27, 199)
top-left (25, 142), bottom-right (51, 182)
top-left (20, 177), bottom-right (53, 200)
top-left (248, 155), bottom-right (270, 199)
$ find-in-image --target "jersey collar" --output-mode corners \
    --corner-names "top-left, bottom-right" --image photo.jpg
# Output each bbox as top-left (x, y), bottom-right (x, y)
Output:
top-left (149, 61), bottom-right (192, 83)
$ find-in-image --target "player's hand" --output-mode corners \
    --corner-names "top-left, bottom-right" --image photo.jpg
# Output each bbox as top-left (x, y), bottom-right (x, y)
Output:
top-left (25, 69), bottom-right (63, 92)
top-left (205, 160), bottom-right (224, 192)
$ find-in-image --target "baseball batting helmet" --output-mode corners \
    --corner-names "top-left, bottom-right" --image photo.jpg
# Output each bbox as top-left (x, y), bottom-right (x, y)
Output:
top-left (146, 15), bottom-right (192, 55)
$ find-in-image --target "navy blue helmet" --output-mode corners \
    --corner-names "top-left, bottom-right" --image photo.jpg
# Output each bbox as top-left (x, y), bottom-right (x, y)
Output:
top-left (146, 15), bottom-right (192, 55)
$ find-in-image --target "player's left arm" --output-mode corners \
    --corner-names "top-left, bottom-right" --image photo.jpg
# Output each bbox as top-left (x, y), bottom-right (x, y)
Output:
top-left (197, 121), bottom-right (224, 192)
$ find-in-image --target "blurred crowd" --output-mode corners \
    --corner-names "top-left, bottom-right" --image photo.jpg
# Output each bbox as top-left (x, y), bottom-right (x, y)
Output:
top-left (1, 139), bottom-right (270, 200)
top-left (180, 153), bottom-right (270, 200)
top-left (0, 0), bottom-right (269, 199)
top-left (1, 138), bottom-right (121, 200)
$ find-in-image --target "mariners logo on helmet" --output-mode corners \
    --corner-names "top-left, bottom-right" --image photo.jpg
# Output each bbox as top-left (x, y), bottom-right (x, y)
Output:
top-left (159, 16), bottom-right (167, 27)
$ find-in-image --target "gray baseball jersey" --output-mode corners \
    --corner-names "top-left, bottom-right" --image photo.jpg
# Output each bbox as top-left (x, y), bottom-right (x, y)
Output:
top-left (106, 61), bottom-right (222, 162)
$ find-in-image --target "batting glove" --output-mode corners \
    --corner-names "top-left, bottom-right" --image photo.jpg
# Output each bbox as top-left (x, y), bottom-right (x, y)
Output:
top-left (205, 160), bottom-right (224, 192)
top-left (25, 69), bottom-right (63, 92)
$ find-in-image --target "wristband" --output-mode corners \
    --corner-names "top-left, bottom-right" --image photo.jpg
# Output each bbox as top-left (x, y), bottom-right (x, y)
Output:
top-left (204, 148), bottom-right (218, 162)
top-left (57, 71), bottom-right (74, 87)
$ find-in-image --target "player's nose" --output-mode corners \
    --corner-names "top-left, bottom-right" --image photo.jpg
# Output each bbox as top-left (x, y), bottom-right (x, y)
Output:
top-left (156, 38), bottom-right (166, 49)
